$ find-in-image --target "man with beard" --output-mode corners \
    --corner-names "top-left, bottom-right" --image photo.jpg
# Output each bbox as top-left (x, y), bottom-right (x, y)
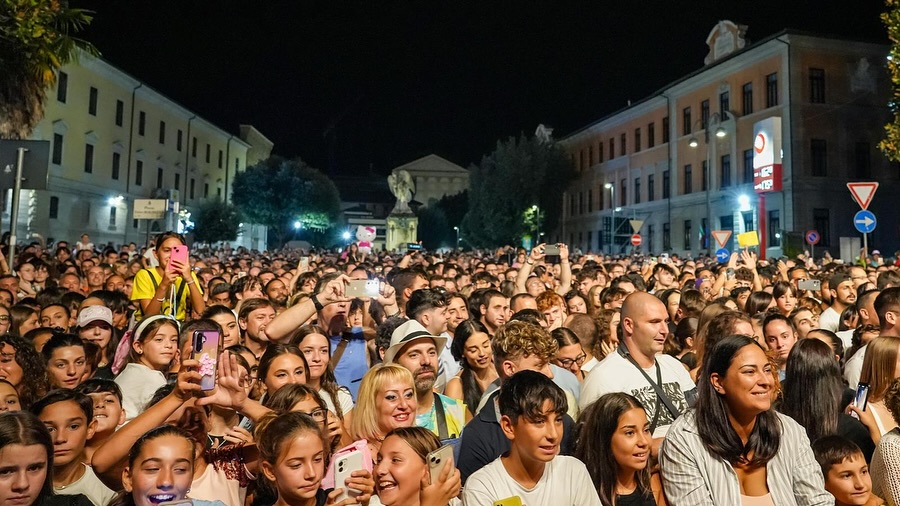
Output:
top-left (446, 294), bottom-right (469, 338)
top-left (385, 319), bottom-right (466, 442)
top-left (238, 297), bottom-right (276, 359)
top-left (820, 273), bottom-right (857, 332)
top-left (407, 288), bottom-right (458, 393)
top-left (264, 278), bottom-right (289, 312)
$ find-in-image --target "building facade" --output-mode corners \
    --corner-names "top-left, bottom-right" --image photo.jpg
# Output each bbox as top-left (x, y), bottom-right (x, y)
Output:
top-left (392, 154), bottom-right (469, 208)
top-left (558, 23), bottom-right (894, 259)
top-left (7, 51), bottom-right (268, 249)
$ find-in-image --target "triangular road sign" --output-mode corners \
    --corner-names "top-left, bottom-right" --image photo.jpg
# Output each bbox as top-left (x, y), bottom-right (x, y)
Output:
top-left (629, 220), bottom-right (643, 234)
top-left (847, 182), bottom-right (879, 210)
top-left (712, 230), bottom-right (732, 248)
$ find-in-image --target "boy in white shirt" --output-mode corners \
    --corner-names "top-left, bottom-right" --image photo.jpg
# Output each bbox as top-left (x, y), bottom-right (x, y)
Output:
top-left (462, 370), bottom-right (601, 505)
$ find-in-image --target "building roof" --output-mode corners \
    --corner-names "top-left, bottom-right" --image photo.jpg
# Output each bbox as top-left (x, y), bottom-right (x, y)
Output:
top-left (392, 153), bottom-right (469, 175)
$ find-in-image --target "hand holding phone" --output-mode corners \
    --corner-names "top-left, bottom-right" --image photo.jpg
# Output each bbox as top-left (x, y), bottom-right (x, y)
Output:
top-left (167, 245), bottom-right (189, 273)
top-left (346, 279), bottom-right (380, 299)
top-left (332, 450), bottom-right (365, 503)
top-left (192, 330), bottom-right (222, 391)
top-left (427, 445), bottom-right (454, 485)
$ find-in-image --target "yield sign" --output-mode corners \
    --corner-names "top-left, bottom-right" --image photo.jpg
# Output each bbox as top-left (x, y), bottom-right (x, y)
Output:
top-left (629, 220), bottom-right (644, 234)
top-left (711, 230), bottom-right (732, 248)
top-left (847, 182), bottom-right (879, 210)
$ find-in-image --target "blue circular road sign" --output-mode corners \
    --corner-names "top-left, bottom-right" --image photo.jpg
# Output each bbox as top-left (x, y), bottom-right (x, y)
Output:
top-left (716, 248), bottom-right (730, 263)
top-left (854, 210), bottom-right (877, 234)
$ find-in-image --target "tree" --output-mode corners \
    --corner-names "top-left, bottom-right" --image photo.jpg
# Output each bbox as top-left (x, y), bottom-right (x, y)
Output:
top-left (192, 198), bottom-right (241, 244)
top-left (0, 1), bottom-right (96, 139)
top-left (881, 0), bottom-right (900, 160)
top-left (462, 133), bottom-right (574, 248)
top-left (232, 156), bottom-right (341, 247)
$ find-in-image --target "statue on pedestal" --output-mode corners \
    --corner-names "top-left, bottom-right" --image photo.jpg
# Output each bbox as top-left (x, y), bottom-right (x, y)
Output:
top-left (386, 170), bottom-right (418, 250)
top-left (388, 169), bottom-right (415, 215)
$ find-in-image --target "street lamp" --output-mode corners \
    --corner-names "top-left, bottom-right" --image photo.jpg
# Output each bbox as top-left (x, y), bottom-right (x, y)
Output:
top-left (531, 205), bottom-right (540, 244)
top-left (604, 183), bottom-right (615, 255)
top-left (453, 226), bottom-right (460, 250)
top-left (688, 112), bottom-right (729, 257)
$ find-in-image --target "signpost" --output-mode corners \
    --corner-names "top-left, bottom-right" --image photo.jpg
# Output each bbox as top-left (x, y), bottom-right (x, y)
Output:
top-left (630, 234), bottom-right (642, 247)
top-left (134, 199), bottom-right (167, 245)
top-left (712, 230), bottom-right (732, 249)
top-left (848, 183), bottom-right (879, 257)
top-left (716, 248), bottom-right (730, 263)
top-left (0, 140), bottom-right (50, 259)
top-left (805, 230), bottom-right (820, 260)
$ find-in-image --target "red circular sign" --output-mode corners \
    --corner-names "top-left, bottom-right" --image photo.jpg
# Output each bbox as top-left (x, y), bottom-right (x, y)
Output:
top-left (754, 133), bottom-right (766, 154)
top-left (631, 234), bottom-right (642, 246)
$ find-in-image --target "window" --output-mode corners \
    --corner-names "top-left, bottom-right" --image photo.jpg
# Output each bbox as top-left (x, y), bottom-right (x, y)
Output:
top-left (157, 167), bottom-right (164, 189)
top-left (811, 139), bottom-right (827, 177)
top-left (588, 146), bottom-right (593, 166)
top-left (662, 116), bottom-right (670, 143)
top-left (138, 111), bottom-right (146, 136)
top-left (587, 231), bottom-right (592, 252)
top-left (84, 144), bottom-right (94, 173)
top-left (115, 100), bottom-right (124, 127)
top-left (743, 149), bottom-right (754, 183)
top-left (88, 87), bottom-right (98, 116)
top-left (683, 164), bottom-right (692, 194)
top-left (634, 128), bottom-right (641, 152)
top-left (684, 220), bottom-right (692, 250)
top-left (190, 179), bottom-right (195, 200)
top-left (702, 161), bottom-right (708, 191)
top-left (742, 82), bottom-right (753, 115)
top-left (768, 210), bottom-right (781, 247)
top-left (813, 208), bottom-right (830, 246)
top-left (648, 174), bottom-right (655, 202)
top-left (205, 144), bottom-right (211, 163)
top-left (701, 218), bottom-right (708, 250)
top-left (579, 150), bottom-right (585, 170)
top-left (112, 152), bottom-right (121, 180)
top-left (52, 133), bottom-right (64, 165)
top-left (109, 206), bottom-right (117, 227)
top-left (177, 130), bottom-right (183, 151)
top-left (663, 170), bottom-right (670, 199)
top-left (663, 222), bottom-right (671, 250)
top-left (579, 192), bottom-right (584, 214)
top-left (587, 190), bottom-right (593, 212)
top-left (133, 219), bottom-right (138, 229)
top-left (174, 173), bottom-right (180, 191)
top-left (49, 197), bottom-right (59, 219)
top-left (570, 194), bottom-right (576, 215)
top-left (743, 212), bottom-right (755, 231)
top-left (218, 150), bottom-right (223, 168)
top-left (719, 91), bottom-right (730, 117)
top-left (620, 133), bottom-right (626, 156)
top-left (683, 107), bottom-right (691, 135)
top-left (57, 72), bottom-right (68, 103)
top-left (598, 141), bottom-right (604, 163)
top-left (634, 178), bottom-right (641, 204)
top-left (648, 122), bottom-right (655, 148)
top-left (159, 121), bottom-right (166, 144)
top-left (135, 160), bottom-right (143, 186)
top-left (192, 137), bottom-right (198, 157)
top-left (204, 183), bottom-right (209, 198)
top-left (620, 179), bottom-right (626, 206)
top-left (809, 68), bottom-right (826, 103)
top-left (609, 138), bottom-right (615, 159)
top-left (701, 99), bottom-right (710, 129)
top-left (720, 154), bottom-right (731, 188)
top-left (855, 142), bottom-right (871, 178)
top-left (766, 73), bottom-right (778, 108)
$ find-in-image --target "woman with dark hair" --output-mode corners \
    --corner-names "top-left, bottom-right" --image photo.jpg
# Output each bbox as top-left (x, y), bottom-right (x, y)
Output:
top-left (657, 288), bottom-right (681, 324)
top-left (672, 316), bottom-right (699, 370)
top-left (445, 320), bottom-right (497, 417)
top-left (10, 303), bottom-right (39, 337)
top-left (779, 338), bottom-right (875, 461)
top-left (772, 281), bottom-right (798, 317)
top-left (575, 393), bottom-right (665, 506)
top-left (257, 343), bottom-right (310, 398)
top-left (131, 231), bottom-right (205, 321)
top-left (593, 308), bottom-right (620, 360)
top-left (745, 291), bottom-right (776, 317)
top-left (293, 325), bottom-right (353, 440)
top-left (659, 334), bottom-right (831, 505)
top-left (0, 334), bottom-right (49, 410)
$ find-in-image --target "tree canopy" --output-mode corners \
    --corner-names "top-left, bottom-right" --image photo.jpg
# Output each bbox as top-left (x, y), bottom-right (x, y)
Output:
top-left (881, 0), bottom-right (900, 160)
top-left (462, 133), bottom-right (573, 248)
top-left (232, 156), bottom-right (341, 247)
top-left (191, 198), bottom-right (241, 244)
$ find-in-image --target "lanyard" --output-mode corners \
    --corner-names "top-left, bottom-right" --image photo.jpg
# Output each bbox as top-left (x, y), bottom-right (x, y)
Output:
top-left (617, 343), bottom-right (681, 431)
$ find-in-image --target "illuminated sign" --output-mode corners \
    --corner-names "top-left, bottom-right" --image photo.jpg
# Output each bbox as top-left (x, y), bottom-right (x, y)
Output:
top-left (753, 117), bottom-right (782, 193)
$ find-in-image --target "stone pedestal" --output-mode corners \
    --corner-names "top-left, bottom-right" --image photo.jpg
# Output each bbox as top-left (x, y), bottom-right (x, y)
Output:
top-left (386, 213), bottom-right (418, 252)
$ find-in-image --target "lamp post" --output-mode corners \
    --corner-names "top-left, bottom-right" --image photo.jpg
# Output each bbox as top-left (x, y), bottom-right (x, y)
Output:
top-left (689, 112), bottom-right (728, 257)
top-left (604, 183), bottom-right (615, 255)
top-left (453, 226), bottom-right (460, 250)
top-left (531, 205), bottom-right (540, 244)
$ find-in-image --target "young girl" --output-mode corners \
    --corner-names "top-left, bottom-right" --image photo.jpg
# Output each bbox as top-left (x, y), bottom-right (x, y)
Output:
top-left (111, 425), bottom-right (226, 506)
top-left (76, 305), bottom-right (117, 379)
top-left (114, 315), bottom-right (180, 423)
top-left (575, 392), bottom-right (665, 506)
top-left (0, 378), bottom-right (21, 413)
top-left (41, 333), bottom-right (88, 389)
top-left (256, 411), bottom-right (375, 506)
top-left (0, 411), bottom-right (92, 505)
top-left (264, 384), bottom-right (347, 450)
top-left (131, 231), bottom-right (205, 321)
top-left (0, 333), bottom-right (48, 410)
top-left (374, 427), bottom-right (460, 506)
top-left (201, 304), bottom-right (242, 348)
top-left (10, 303), bottom-right (39, 337)
top-left (445, 320), bottom-right (497, 417)
top-left (294, 326), bottom-right (354, 437)
top-left (258, 344), bottom-right (310, 398)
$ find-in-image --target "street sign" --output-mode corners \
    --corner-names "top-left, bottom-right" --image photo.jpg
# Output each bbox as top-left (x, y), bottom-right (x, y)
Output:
top-left (630, 234), bottom-right (642, 246)
top-left (847, 182), bottom-right (879, 210)
top-left (711, 230), bottom-right (732, 248)
top-left (805, 230), bottom-right (820, 246)
top-left (853, 210), bottom-right (877, 234)
top-left (0, 140), bottom-right (50, 190)
top-left (133, 199), bottom-right (167, 220)
top-left (716, 248), bottom-right (730, 263)
top-left (629, 220), bottom-right (643, 234)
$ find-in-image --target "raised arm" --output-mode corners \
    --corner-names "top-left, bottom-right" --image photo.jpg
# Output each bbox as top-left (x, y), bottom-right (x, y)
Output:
top-left (266, 274), bottom-right (352, 342)
top-left (515, 245), bottom-right (545, 295)
top-left (555, 244), bottom-right (573, 296)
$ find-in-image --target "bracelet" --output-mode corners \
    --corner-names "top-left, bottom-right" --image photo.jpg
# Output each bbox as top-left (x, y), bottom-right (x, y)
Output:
top-left (386, 310), bottom-right (402, 319)
top-left (526, 259), bottom-right (535, 265)
top-left (185, 280), bottom-right (195, 285)
top-left (313, 295), bottom-right (325, 311)
top-left (155, 297), bottom-right (165, 302)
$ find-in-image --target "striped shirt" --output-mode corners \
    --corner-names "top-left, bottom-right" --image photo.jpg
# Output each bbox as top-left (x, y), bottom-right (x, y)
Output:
top-left (659, 410), bottom-right (832, 506)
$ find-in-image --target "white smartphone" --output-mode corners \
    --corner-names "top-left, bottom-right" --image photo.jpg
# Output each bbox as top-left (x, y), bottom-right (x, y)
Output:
top-left (332, 449), bottom-right (365, 502)
top-left (427, 444), bottom-right (454, 485)
top-left (346, 279), bottom-right (380, 298)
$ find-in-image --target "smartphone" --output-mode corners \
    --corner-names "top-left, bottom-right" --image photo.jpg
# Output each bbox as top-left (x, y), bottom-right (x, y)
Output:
top-left (299, 256), bottom-right (309, 271)
top-left (159, 501), bottom-right (192, 506)
top-left (797, 279), bottom-right (821, 291)
top-left (427, 444), bottom-right (454, 485)
top-left (493, 498), bottom-right (523, 506)
top-left (726, 268), bottom-right (735, 280)
top-left (167, 245), bottom-right (189, 272)
top-left (192, 330), bottom-right (222, 391)
top-left (346, 279), bottom-right (380, 298)
top-left (853, 383), bottom-right (870, 411)
top-left (543, 244), bottom-right (560, 256)
top-left (407, 243), bottom-right (424, 252)
top-left (332, 450), bottom-right (365, 502)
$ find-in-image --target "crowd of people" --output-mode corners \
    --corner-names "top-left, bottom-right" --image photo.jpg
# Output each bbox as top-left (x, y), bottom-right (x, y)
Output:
top-left (1, 231), bottom-right (900, 505)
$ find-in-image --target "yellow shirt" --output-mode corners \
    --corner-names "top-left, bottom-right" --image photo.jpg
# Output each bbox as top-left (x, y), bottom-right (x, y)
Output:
top-left (131, 268), bottom-right (202, 321)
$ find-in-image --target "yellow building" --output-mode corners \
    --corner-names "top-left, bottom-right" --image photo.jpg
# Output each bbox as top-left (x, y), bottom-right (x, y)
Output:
top-left (11, 51), bottom-right (268, 249)
top-left (558, 23), bottom-right (893, 259)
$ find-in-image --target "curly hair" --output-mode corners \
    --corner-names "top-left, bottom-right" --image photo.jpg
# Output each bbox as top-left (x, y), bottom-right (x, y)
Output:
top-left (492, 320), bottom-right (558, 374)
top-left (0, 334), bottom-right (48, 410)
top-left (535, 291), bottom-right (565, 312)
top-left (884, 377), bottom-right (900, 426)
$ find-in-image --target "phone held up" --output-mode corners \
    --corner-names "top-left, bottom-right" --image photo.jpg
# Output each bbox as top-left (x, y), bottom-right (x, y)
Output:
top-left (851, 382), bottom-right (870, 420)
top-left (167, 245), bottom-right (189, 273)
top-left (427, 444), bottom-right (454, 485)
top-left (192, 329), bottom-right (223, 391)
top-left (346, 279), bottom-right (381, 299)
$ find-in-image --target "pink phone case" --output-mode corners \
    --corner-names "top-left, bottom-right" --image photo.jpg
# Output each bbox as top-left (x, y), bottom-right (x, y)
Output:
top-left (168, 245), bottom-right (189, 272)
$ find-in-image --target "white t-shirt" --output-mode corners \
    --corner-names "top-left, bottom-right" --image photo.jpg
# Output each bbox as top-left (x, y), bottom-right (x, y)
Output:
top-left (819, 306), bottom-right (841, 332)
top-left (463, 455), bottom-right (601, 506)
top-left (580, 351), bottom-right (695, 436)
top-left (844, 344), bottom-right (867, 390)
top-left (115, 362), bottom-right (167, 423)
top-left (320, 386), bottom-right (354, 417)
top-left (435, 331), bottom-right (460, 394)
top-left (55, 464), bottom-right (116, 506)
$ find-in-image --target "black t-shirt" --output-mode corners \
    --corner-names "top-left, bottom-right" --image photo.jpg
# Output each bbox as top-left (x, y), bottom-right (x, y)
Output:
top-left (616, 489), bottom-right (656, 506)
top-left (41, 494), bottom-right (93, 506)
top-left (252, 488), bottom-right (328, 506)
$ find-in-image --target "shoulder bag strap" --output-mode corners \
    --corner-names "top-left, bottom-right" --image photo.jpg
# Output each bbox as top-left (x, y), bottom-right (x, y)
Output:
top-left (432, 392), bottom-right (450, 439)
top-left (617, 344), bottom-right (681, 419)
top-left (331, 338), bottom-right (350, 368)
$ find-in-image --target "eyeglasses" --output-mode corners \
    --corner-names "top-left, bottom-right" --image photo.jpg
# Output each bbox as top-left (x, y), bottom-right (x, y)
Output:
top-left (297, 408), bottom-right (327, 424)
top-left (557, 352), bottom-right (587, 369)
top-left (0, 316), bottom-right (9, 323)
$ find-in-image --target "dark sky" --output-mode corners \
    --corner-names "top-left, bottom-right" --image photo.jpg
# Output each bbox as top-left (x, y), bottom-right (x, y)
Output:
top-left (73, 1), bottom-right (887, 176)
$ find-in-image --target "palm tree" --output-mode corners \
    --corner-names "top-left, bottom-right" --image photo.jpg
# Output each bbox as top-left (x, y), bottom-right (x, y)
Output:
top-left (0, 1), bottom-right (96, 139)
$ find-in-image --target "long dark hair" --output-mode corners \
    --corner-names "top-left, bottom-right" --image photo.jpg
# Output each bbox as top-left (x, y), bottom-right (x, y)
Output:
top-left (780, 338), bottom-right (842, 441)
top-left (695, 334), bottom-right (781, 466)
top-left (0, 334), bottom-right (49, 410)
top-left (293, 325), bottom-right (346, 420)
top-left (109, 425), bottom-right (197, 506)
top-left (575, 393), bottom-right (651, 506)
top-left (450, 320), bottom-right (490, 412)
top-left (0, 411), bottom-right (54, 502)
top-left (257, 343), bottom-right (309, 394)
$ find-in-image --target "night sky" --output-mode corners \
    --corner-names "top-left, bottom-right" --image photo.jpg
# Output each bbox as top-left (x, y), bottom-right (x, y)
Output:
top-left (73, 1), bottom-right (887, 176)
